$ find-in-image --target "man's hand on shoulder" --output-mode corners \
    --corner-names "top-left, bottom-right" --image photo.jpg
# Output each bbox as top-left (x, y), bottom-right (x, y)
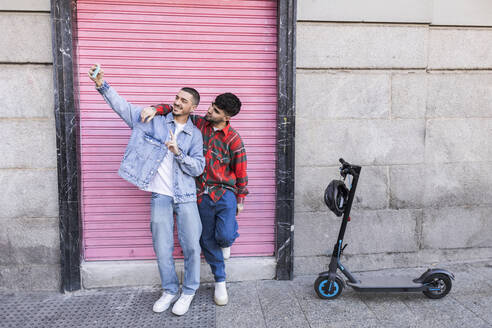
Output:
top-left (141, 106), bottom-right (157, 123)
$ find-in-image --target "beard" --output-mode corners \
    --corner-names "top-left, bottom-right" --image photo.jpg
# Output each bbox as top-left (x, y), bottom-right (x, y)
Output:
top-left (205, 114), bottom-right (218, 123)
top-left (205, 114), bottom-right (220, 123)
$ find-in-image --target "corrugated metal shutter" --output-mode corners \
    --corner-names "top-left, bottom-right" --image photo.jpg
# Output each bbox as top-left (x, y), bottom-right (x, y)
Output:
top-left (76, 0), bottom-right (277, 260)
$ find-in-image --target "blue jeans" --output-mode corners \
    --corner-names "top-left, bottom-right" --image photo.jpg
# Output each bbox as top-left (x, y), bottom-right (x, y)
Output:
top-left (150, 193), bottom-right (202, 295)
top-left (199, 190), bottom-right (239, 282)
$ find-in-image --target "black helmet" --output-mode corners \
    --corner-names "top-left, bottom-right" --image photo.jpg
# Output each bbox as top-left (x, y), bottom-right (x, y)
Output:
top-left (324, 180), bottom-right (349, 217)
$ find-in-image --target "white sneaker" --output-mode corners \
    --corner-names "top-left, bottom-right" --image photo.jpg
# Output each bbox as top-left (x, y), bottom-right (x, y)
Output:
top-left (172, 294), bottom-right (195, 316)
top-left (221, 247), bottom-right (231, 260)
top-left (152, 292), bottom-right (178, 313)
top-left (214, 281), bottom-right (228, 306)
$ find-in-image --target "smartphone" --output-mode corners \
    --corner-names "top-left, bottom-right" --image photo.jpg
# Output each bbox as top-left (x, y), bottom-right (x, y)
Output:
top-left (91, 65), bottom-right (100, 79)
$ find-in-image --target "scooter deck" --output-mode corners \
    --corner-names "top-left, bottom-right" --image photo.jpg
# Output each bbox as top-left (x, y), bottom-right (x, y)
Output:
top-left (347, 275), bottom-right (425, 292)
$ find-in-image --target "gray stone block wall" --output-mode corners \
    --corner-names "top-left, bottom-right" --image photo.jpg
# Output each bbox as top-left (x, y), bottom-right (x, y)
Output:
top-left (297, 24), bottom-right (428, 69)
top-left (297, 0), bottom-right (492, 27)
top-left (0, 5), bottom-right (60, 291)
top-left (295, 22), bottom-right (492, 275)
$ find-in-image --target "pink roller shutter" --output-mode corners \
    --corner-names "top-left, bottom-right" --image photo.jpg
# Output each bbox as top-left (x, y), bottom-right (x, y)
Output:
top-left (77, 0), bottom-right (277, 260)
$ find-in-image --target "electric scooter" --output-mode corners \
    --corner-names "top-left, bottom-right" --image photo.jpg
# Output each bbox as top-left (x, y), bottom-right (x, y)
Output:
top-left (314, 158), bottom-right (454, 300)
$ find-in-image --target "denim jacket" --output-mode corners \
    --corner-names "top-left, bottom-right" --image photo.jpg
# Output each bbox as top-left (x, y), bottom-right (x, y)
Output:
top-left (97, 81), bottom-right (205, 203)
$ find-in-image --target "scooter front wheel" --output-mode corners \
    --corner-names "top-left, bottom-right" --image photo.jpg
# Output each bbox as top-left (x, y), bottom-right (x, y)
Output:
top-left (314, 276), bottom-right (344, 299)
top-left (422, 273), bottom-right (452, 299)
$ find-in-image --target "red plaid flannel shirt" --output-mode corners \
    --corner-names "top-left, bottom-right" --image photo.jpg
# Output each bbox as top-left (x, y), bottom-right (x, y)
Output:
top-left (154, 104), bottom-right (248, 204)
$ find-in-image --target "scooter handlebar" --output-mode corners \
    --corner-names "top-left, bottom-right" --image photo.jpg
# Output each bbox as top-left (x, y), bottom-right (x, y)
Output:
top-left (339, 158), bottom-right (359, 177)
top-left (339, 158), bottom-right (351, 173)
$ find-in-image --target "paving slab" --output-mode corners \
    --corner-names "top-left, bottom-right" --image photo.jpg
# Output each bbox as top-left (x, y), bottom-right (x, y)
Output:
top-left (360, 294), bottom-right (433, 328)
top-left (290, 276), bottom-right (377, 328)
top-left (402, 294), bottom-right (489, 328)
top-left (452, 293), bottom-right (492, 326)
top-left (467, 262), bottom-right (492, 284)
top-left (216, 280), bottom-right (266, 328)
top-left (257, 279), bottom-right (310, 328)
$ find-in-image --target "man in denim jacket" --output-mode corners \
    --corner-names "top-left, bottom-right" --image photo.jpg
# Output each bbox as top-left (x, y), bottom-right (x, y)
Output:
top-left (89, 65), bottom-right (205, 316)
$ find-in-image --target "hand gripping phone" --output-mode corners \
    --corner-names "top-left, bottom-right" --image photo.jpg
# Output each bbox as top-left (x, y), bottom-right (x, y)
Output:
top-left (91, 64), bottom-right (101, 79)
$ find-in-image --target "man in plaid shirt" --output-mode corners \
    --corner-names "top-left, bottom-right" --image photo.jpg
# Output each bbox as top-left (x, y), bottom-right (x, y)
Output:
top-left (141, 93), bottom-right (248, 306)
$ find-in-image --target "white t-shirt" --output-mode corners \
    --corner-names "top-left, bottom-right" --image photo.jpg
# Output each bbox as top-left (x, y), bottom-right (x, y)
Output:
top-left (146, 122), bottom-right (186, 196)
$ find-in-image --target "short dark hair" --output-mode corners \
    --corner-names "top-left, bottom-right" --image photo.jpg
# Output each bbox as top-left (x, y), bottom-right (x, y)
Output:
top-left (214, 93), bottom-right (241, 117)
top-left (180, 87), bottom-right (200, 106)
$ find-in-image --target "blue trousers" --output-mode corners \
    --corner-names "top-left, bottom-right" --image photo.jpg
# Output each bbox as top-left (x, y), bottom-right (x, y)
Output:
top-left (150, 193), bottom-right (202, 295)
top-left (198, 190), bottom-right (239, 282)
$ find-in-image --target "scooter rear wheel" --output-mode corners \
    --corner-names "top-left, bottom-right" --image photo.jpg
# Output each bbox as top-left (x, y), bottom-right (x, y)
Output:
top-left (422, 273), bottom-right (452, 299)
top-left (314, 276), bottom-right (344, 299)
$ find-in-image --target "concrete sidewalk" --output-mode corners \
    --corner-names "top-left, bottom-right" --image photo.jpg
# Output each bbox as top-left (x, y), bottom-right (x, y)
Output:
top-left (1, 261), bottom-right (491, 328)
